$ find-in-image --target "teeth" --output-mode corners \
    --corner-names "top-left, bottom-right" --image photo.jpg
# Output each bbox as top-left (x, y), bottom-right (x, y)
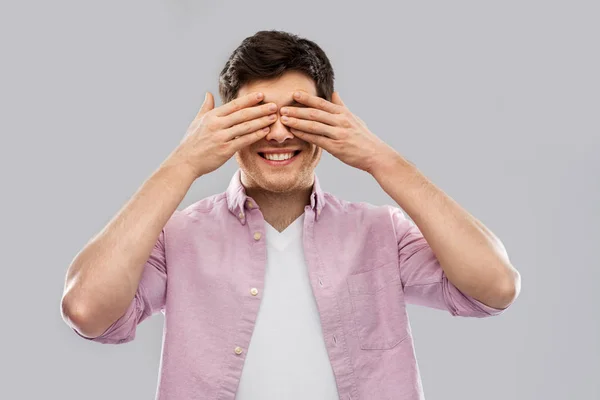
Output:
top-left (264, 152), bottom-right (295, 161)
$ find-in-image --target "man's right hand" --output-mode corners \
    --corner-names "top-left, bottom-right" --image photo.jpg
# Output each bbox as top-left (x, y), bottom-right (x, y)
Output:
top-left (165, 91), bottom-right (278, 178)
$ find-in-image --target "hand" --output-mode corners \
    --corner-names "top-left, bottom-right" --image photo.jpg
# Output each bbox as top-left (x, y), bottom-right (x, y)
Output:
top-left (279, 91), bottom-right (397, 173)
top-left (165, 91), bottom-right (278, 178)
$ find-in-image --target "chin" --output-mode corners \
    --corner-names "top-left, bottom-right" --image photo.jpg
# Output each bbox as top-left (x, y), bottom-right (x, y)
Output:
top-left (236, 146), bottom-right (320, 193)
top-left (257, 173), bottom-right (302, 193)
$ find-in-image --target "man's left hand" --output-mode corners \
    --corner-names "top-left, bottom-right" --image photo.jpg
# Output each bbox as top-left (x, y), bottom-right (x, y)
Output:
top-left (280, 91), bottom-right (398, 174)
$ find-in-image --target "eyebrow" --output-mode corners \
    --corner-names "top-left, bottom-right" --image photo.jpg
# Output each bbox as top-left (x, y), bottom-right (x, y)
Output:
top-left (258, 99), bottom-right (307, 107)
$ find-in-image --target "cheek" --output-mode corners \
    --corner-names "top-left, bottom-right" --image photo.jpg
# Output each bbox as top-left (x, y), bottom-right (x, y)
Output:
top-left (234, 149), bottom-right (250, 165)
top-left (305, 145), bottom-right (321, 162)
top-left (236, 148), bottom-right (252, 159)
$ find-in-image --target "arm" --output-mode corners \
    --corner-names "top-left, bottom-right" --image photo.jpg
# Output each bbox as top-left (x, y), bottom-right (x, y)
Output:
top-left (371, 152), bottom-right (521, 310)
top-left (60, 160), bottom-right (196, 339)
top-left (61, 90), bottom-right (277, 341)
top-left (272, 90), bottom-right (520, 311)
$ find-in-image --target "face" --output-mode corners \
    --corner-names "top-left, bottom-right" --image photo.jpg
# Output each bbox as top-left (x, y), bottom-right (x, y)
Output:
top-left (234, 70), bottom-right (322, 194)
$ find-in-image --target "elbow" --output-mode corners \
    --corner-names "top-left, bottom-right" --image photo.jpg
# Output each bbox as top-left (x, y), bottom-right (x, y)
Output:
top-left (503, 264), bottom-right (521, 303)
top-left (61, 294), bottom-right (105, 339)
top-left (490, 266), bottom-right (522, 310)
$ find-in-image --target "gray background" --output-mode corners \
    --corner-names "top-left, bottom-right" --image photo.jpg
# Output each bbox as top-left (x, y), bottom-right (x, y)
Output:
top-left (1, 1), bottom-right (598, 399)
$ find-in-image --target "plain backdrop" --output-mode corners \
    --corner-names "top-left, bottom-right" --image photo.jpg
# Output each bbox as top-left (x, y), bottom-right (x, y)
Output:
top-left (1, 1), bottom-right (598, 399)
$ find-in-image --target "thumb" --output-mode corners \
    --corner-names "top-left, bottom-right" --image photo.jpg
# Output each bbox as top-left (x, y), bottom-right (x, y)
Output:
top-left (196, 91), bottom-right (215, 119)
top-left (331, 91), bottom-right (345, 107)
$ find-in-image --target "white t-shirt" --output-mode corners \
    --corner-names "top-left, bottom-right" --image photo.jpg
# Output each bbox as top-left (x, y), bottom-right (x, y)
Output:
top-left (235, 213), bottom-right (340, 399)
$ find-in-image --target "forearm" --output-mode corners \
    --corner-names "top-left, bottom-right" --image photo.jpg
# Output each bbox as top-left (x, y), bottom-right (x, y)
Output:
top-left (371, 151), bottom-right (520, 309)
top-left (61, 159), bottom-right (197, 336)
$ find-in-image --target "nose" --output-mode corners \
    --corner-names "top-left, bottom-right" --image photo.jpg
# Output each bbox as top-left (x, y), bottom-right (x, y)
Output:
top-left (264, 114), bottom-right (295, 143)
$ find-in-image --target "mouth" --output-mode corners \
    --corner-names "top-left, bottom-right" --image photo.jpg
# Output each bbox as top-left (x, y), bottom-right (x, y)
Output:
top-left (258, 150), bottom-right (302, 166)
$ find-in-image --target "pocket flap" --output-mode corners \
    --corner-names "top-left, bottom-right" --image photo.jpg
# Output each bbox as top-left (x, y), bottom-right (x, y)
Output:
top-left (347, 263), bottom-right (400, 295)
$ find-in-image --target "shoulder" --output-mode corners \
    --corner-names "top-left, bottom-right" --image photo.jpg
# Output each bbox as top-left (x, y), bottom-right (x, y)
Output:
top-left (181, 192), bottom-right (228, 217)
top-left (322, 191), bottom-right (402, 222)
top-left (163, 192), bottom-right (229, 231)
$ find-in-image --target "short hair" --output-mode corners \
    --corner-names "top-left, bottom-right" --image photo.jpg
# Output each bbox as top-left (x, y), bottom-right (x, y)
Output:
top-left (218, 30), bottom-right (335, 104)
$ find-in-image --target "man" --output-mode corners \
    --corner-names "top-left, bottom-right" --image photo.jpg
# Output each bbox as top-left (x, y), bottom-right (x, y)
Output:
top-left (61, 30), bottom-right (521, 400)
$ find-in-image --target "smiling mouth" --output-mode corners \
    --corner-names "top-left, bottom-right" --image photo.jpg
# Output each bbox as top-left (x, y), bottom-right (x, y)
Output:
top-left (258, 150), bottom-right (301, 160)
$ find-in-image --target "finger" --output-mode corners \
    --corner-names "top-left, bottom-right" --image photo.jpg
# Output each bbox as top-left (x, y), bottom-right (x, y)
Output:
top-left (289, 128), bottom-right (330, 148)
top-left (214, 91), bottom-right (264, 117)
top-left (222, 102), bottom-right (278, 129)
top-left (223, 113), bottom-right (277, 141)
top-left (229, 126), bottom-right (271, 152)
top-left (280, 115), bottom-right (338, 138)
top-left (280, 106), bottom-right (338, 126)
top-left (195, 92), bottom-right (215, 120)
top-left (292, 91), bottom-right (344, 114)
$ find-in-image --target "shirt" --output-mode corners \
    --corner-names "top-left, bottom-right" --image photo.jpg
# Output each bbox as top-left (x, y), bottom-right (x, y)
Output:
top-left (235, 212), bottom-right (339, 399)
top-left (72, 168), bottom-right (506, 400)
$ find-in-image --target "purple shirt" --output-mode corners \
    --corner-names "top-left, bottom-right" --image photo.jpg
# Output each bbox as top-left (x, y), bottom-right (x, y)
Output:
top-left (73, 168), bottom-right (506, 399)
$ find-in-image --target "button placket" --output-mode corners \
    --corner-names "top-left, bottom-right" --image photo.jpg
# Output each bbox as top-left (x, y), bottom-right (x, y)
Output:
top-left (238, 214), bottom-right (261, 363)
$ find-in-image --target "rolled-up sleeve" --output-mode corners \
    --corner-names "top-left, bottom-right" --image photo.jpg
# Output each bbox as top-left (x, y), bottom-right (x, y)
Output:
top-left (390, 206), bottom-right (505, 317)
top-left (73, 228), bottom-right (168, 344)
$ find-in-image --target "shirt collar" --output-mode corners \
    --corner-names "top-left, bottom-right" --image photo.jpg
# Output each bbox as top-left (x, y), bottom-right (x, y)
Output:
top-left (226, 168), bottom-right (325, 224)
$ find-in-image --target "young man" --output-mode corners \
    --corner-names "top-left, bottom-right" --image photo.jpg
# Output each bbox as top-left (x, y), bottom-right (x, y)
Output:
top-left (61, 30), bottom-right (521, 400)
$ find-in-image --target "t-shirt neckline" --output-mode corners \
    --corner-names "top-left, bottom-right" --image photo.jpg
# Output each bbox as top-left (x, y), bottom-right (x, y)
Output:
top-left (264, 213), bottom-right (305, 251)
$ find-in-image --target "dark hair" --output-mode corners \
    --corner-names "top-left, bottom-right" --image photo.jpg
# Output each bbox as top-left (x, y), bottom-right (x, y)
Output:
top-left (218, 30), bottom-right (335, 104)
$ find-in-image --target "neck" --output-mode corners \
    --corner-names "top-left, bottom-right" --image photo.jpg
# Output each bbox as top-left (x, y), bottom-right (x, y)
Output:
top-left (242, 177), bottom-right (313, 233)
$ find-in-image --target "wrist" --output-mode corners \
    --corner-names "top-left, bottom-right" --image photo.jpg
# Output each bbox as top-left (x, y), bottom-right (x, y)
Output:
top-left (158, 155), bottom-right (201, 184)
top-left (368, 147), bottom-right (405, 178)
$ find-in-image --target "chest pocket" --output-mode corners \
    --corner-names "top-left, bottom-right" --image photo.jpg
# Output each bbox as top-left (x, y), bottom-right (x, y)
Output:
top-left (346, 262), bottom-right (410, 350)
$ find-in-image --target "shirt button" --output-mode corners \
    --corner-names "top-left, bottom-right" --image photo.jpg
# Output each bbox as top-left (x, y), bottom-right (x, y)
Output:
top-left (246, 201), bottom-right (254, 209)
top-left (253, 232), bottom-right (262, 241)
top-left (250, 288), bottom-right (258, 296)
top-left (238, 212), bottom-right (244, 219)
top-left (234, 346), bottom-right (243, 355)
